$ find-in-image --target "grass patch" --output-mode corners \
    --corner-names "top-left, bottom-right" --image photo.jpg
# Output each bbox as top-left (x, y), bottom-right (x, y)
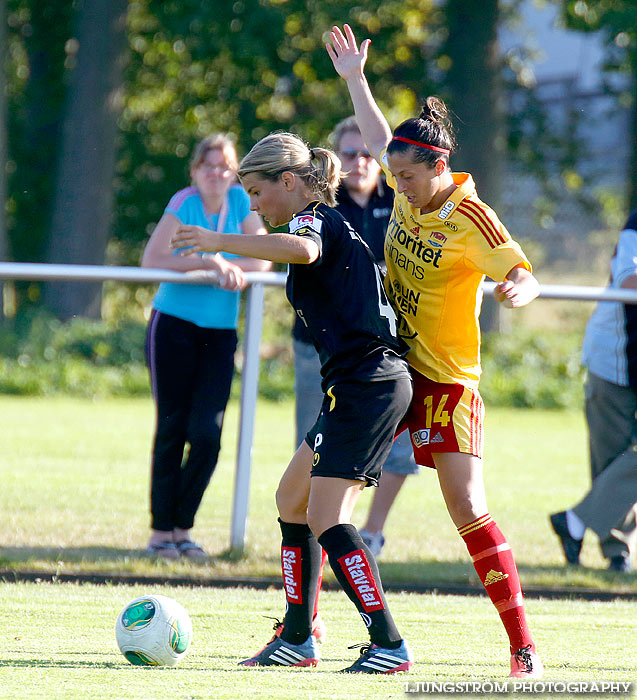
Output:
top-left (1, 396), bottom-right (635, 592)
top-left (0, 582), bottom-right (634, 700)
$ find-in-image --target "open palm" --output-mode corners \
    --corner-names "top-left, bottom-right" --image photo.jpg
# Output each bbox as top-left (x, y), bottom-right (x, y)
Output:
top-left (326, 24), bottom-right (370, 81)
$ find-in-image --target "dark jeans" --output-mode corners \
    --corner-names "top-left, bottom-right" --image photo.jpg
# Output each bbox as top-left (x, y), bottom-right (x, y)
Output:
top-left (145, 310), bottom-right (237, 531)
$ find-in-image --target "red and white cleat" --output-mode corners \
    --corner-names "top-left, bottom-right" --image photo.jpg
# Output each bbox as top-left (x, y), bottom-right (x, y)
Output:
top-left (238, 634), bottom-right (320, 668)
top-left (508, 645), bottom-right (544, 678)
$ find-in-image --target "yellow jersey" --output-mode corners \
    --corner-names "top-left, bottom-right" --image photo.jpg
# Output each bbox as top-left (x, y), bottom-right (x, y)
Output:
top-left (380, 154), bottom-right (531, 389)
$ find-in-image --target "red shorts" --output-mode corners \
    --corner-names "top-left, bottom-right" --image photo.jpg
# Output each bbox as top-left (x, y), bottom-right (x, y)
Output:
top-left (399, 370), bottom-right (484, 468)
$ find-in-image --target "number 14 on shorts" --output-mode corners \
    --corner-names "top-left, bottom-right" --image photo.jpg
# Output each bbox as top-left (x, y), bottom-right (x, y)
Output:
top-left (408, 376), bottom-right (483, 460)
top-left (422, 394), bottom-right (450, 428)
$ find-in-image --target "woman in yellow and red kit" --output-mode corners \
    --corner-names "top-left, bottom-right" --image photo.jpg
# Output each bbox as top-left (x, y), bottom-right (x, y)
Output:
top-left (327, 24), bottom-right (543, 679)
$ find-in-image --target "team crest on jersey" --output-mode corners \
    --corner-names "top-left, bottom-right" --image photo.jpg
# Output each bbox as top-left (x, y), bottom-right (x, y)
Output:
top-left (427, 231), bottom-right (447, 248)
top-left (412, 429), bottom-right (430, 447)
top-left (289, 214), bottom-right (322, 234)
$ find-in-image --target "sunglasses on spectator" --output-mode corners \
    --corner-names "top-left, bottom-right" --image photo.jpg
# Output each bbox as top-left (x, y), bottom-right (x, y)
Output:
top-left (198, 163), bottom-right (233, 173)
top-left (339, 149), bottom-right (373, 160)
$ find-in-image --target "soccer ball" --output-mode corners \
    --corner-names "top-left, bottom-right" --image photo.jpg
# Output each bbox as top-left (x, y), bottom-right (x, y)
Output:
top-left (115, 594), bottom-right (192, 666)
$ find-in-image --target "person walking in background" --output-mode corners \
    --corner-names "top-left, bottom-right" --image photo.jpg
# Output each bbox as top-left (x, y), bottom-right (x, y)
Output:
top-left (550, 211), bottom-right (637, 574)
top-left (293, 115), bottom-right (420, 557)
top-left (141, 134), bottom-right (270, 559)
top-left (327, 24), bottom-right (543, 678)
top-left (171, 131), bottom-right (414, 673)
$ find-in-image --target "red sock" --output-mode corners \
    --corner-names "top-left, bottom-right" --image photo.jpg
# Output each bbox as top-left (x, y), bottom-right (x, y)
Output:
top-left (312, 548), bottom-right (328, 620)
top-left (459, 514), bottom-right (534, 653)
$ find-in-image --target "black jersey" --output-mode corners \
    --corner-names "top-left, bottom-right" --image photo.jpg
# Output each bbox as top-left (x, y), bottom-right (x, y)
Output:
top-left (293, 181), bottom-right (393, 344)
top-left (286, 201), bottom-right (408, 390)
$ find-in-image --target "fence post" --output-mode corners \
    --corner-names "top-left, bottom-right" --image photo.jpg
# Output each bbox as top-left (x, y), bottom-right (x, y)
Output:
top-left (230, 281), bottom-right (265, 553)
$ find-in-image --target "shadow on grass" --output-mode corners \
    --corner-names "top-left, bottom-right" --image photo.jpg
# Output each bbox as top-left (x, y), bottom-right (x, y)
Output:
top-left (379, 559), bottom-right (636, 593)
top-left (0, 545), bottom-right (273, 566)
top-left (1, 547), bottom-right (635, 596)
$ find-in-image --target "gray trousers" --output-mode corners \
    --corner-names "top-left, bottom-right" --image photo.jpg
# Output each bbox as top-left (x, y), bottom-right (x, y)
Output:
top-left (573, 372), bottom-right (637, 560)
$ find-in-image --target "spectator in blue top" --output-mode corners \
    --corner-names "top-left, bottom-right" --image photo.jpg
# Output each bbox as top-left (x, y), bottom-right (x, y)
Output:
top-left (551, 211), bottom-right (637, 573)
top-left (141, 134), bottom-right (270, 559)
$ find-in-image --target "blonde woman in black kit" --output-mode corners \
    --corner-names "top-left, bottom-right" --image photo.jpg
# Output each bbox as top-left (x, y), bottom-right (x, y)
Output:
top-left (171, 131), bottom-right (414, 673)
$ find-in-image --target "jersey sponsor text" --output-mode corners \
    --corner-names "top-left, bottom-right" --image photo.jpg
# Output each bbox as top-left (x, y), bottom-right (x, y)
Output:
top-left (390, 279), bottom-right (421, 316)
top-left (412, 428), bottom-right (430, 447)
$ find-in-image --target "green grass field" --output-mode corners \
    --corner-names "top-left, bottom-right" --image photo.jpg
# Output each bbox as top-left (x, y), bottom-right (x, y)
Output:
top-left (0, 583), bottom-right (635, 700)
top-left (1, 397), bottom-right (636, 699)
top-left (1, 396), bottom-right (635, 592)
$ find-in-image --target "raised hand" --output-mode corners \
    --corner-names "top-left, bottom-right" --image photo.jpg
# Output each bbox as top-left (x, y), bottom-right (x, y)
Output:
top-left (326, 24), bottom-right (370, 81)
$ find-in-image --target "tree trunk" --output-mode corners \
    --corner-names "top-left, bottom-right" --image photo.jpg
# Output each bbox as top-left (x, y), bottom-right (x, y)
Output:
top-left (43, 0), bottom-right (128, 319)
top-left (443, 0), bottom-right (505, 332)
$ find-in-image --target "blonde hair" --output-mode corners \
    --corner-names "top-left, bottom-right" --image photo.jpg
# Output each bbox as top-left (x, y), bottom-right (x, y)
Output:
top-left (238, 132), bottom-right (342, 207)
top-left (189, 134), bottom-right (239, 174)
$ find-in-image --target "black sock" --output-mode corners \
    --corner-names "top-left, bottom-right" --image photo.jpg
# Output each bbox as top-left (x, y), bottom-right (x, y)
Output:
top-left (318, 523), bottom-right (402, 649)
top-left (278, 519), bottom-right (322, 645)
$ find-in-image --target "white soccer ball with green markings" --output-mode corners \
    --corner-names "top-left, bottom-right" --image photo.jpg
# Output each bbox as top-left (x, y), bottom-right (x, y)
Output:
top-left (115, 594), bottom-right (192, 667)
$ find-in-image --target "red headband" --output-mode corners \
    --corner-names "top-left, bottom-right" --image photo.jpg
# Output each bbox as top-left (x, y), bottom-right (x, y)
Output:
top-left (391, 136), bottom-right (450, 155)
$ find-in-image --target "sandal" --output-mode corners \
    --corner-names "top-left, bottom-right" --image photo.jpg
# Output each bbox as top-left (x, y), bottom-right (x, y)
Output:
top-left (146, 541), bottom-right (179, 559)
top-left (175, 539), bottom-right (208, 559)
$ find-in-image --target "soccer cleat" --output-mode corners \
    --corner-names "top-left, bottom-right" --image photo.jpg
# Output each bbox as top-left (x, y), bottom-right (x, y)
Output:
top-left (238, 634), bottom-right (320, 667)
top-left (508, 645), bottom-right (544, 678)
top-left (341, 640), bottom-right (413, 674)
top-left (549, 511), bottom-right (582, 565)
top-left (359, 529), bottom-right (385, 557)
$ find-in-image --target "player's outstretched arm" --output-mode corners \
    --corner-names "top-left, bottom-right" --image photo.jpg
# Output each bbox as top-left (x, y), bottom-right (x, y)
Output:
top-left (326, 24), bottom-right (391, 163)
top-left (171, 225), bottom-right (319, 265)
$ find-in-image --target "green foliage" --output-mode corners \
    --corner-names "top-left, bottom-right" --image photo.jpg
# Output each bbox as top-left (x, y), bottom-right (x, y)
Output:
top-left (0, 302), bottom-right (587, 409)
top-left (0, 311), bottom-right (150, 396)
top-left (560, 0), bottom-right (637, 72)
top-left (115, 0), bottom-right (441, 262)
top-left (481, 327), bottom-right (585, 409)
top-left (6, 0), bottom-right (445, 278)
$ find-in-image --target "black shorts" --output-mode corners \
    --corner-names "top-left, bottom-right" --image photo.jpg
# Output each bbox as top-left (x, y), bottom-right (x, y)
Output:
top-left (305, 375), bottom-right (413, 487)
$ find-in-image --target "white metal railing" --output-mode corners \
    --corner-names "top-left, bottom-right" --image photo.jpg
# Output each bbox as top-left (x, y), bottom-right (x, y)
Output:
top-left (1, 261), bottom-right (637, 552)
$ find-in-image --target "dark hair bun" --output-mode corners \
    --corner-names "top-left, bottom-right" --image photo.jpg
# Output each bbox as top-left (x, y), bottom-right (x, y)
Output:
top-left (418, 96), bottom-right (448, 124)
